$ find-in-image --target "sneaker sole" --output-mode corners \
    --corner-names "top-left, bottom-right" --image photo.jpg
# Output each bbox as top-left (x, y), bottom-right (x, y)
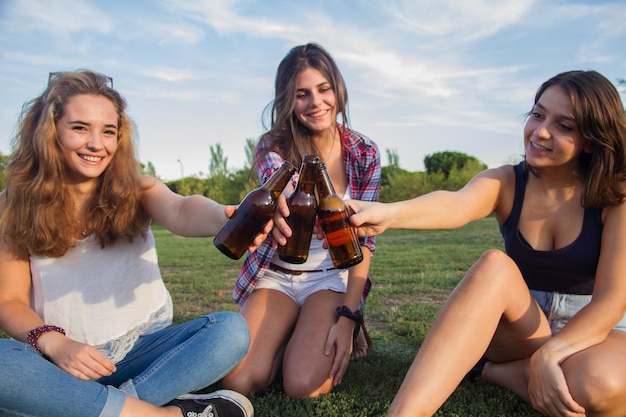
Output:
top-left (176, 390), bottom-right (254, 417)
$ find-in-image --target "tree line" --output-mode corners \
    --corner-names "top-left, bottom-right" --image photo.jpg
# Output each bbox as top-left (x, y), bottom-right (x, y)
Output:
top-left (0, 142), bottom-right (487, 204)
top-left (163, 139), bottom-right (488, 204)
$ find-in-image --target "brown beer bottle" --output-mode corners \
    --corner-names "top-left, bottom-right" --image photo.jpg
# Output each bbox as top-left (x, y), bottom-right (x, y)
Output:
top-left (277, 155), bottom-right (320, 264)
top-left (316, 162), bottom-right (363, 268)
top-left (213, 161), bottom-right (296, 260)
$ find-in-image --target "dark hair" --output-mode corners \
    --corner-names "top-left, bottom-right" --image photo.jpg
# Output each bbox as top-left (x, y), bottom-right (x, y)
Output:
top-left (528, 70), bottom-right (626, 207)
top-left (257, 43), bottom-right (349, 168)
top-left (1, 69), bottom-right (149, 256)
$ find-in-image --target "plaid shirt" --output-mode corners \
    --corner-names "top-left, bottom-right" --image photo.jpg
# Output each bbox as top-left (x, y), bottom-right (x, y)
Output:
top-left (233, 125), bottom-right (381, 305)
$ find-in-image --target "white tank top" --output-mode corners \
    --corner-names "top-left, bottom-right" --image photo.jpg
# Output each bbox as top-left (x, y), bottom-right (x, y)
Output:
top-left (29, 228), bottom-right (173, 364)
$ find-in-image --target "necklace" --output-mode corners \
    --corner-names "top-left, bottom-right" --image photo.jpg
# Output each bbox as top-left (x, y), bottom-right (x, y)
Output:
top-left (76, 219), bottom-right (89, 238)
top-left (320, 132), bottom-right (339, 162)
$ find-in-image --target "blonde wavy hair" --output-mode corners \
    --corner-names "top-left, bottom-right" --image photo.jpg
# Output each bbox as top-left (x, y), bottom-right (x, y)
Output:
top-left (1, 70), bottom-right (150, 257)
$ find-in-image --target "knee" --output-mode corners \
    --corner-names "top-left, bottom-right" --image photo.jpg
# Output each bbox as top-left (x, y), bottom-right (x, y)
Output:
top-left (212, 311), bottom-right (251, 357)
top-left (283, 374), bottom-right (331, 399)
top-left (222, 365), bottom-right (272, 395)
top-left (476, 249), bottom-right (516, 271)
top-left (466, 249), bottom-right (520, 286)
top-left (565, 360), bottom-right (622, 414)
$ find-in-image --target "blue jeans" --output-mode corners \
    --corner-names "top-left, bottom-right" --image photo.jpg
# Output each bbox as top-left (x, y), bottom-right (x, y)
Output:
top-left (0, 311), bottom-right (250, 417)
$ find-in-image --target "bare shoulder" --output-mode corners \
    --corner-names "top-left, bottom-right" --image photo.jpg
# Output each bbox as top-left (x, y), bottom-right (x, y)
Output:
top-left (139, 175), bottom-right (168, 198)
top-left (475, 164), bottom-right (515, 182)
top-left (476, 165), bottom-right (516, 223)
top-left (462, 164), bottom-right (515, 194)
top-left (140, 175), bottom-right (160, 188)
top-left (602, 186), bottom-right (626, 224)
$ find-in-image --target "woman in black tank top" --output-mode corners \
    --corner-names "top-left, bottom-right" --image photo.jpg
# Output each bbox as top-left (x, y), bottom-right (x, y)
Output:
top-left (347, 70), bottom-right (626, 417)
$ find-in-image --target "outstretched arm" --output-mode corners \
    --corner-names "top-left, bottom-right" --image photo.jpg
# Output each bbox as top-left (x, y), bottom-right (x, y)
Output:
top-left (141, 176), bottom-right (271, 248)
top-left (348, 166), bottom-right (509, 236)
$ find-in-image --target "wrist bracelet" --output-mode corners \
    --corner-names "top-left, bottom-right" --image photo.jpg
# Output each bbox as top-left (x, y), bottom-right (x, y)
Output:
top-left (336, 305), bottom-right (364, 339)
top-left (336, 305), bottom-right (364, 325)
top-left (27, 325), bottom-right (66, 354)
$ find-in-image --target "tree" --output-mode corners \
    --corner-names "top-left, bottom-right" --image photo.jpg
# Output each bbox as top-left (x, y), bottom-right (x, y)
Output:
top-left (424, 151), bottom-right (487, 178)
top-left (230, 138), bottom-right (260, 201)
top-left (381, 170), bottom-right (430, 202)
top-left (386, 148), bottom-right (400, 170)
top-left (244, 137), bottom-right (257, 169)
top-left (140, 161), bottom-right (157, 178)
top-left (0, 153), bottom-right (8, 191)
top-left (209, 144), bottom-right (229, 178)
top-left (380, 148), bottom-right (410, 201)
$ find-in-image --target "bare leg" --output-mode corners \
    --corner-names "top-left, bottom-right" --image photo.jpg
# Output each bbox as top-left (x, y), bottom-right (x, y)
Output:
top-left (558, 331), bottom-right (626, 417)
top-left (282, 289), bottom-right (345, 398)
top-left (482, 359), bottom-right (531, 401)
top-left (386, 249), bottom-right (551, 417)
top-left (119, 398), bottom-right (182, 416)
top-left (221, 289), bottom-right (299, 395)
top-left (485, 328), bottom-right (626, 417)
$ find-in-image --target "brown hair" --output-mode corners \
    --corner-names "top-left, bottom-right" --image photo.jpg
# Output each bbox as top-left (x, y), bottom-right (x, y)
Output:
top-left (528, 70), bottom-right (626, 207)
top-left (1, 70), bottom-right (150, 257)
top-left (257, 43), bottom-right (349, 168)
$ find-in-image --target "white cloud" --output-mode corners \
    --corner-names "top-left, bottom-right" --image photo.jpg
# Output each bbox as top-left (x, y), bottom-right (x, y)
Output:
top-left (135, 66), bottom-right (208, 82)
top-left (3, 0), bottom-right (112, 34)
top-left (381, 0), bottom-right (534, 42)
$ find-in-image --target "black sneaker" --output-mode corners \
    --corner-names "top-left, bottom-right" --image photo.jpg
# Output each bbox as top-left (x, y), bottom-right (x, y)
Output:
top-left (167, 389), bottom-right (254, 417)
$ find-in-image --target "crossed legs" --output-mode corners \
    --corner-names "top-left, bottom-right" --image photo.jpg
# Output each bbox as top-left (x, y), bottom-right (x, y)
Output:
top-left (386, 249), bottom-right (626, 417)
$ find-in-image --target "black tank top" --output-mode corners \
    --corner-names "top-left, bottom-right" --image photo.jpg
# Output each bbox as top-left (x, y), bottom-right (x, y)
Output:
top-left (499, 163), bottom-right (602, 294)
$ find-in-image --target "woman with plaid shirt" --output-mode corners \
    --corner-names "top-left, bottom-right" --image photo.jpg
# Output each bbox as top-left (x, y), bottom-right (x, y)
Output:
top-left (222, 43), bottom-right (381, 398)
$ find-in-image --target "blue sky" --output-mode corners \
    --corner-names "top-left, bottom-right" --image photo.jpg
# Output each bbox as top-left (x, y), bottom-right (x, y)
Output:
top-left (1, 0), bottom-right (625, 180)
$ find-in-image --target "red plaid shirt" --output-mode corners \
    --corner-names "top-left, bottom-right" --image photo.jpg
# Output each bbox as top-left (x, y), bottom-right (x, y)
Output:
top-left (233, 125), bottom-right (381, 305)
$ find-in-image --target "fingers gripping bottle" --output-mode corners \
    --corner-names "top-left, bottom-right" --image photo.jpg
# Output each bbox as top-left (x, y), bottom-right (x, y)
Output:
top-left (278, 155), bottom-right (320, 264)
top-left (316, 162), bottom-right (363, 268)
top-left (213, 161), bottom-right (296, 260)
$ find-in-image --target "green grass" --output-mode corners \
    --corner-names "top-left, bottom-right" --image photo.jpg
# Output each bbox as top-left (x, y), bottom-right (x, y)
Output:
top-left (3, 218), bottom-right (542, 416)
top-left (155, 218), bottom-right (539, 416)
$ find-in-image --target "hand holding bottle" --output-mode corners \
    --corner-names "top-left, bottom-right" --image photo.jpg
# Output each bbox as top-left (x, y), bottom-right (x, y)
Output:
top-left (214, 161), bottom-right (296, 260)
top-left (222, 205), bottom-right (275, 253)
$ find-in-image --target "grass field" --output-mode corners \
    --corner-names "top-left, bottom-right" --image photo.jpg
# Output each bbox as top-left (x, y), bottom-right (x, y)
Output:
top-left (153, 217), bottom-right (541, 417)
top-left (2, 218), bottom-right (542, 416)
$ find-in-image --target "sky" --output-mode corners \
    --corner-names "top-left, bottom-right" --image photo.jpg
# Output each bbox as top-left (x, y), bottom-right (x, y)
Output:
top-left (1, 0), bottom-right (625, 181)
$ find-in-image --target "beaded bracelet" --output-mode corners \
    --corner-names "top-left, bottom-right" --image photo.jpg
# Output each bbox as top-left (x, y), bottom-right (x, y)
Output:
top-left (27, 325), bottom-right (66, 354)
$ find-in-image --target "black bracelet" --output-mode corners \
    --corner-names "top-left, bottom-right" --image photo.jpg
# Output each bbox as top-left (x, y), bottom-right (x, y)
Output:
top-left (336, 305), bottom-right (364, 325)
top-left (336, 305), bottom-right (364, 339)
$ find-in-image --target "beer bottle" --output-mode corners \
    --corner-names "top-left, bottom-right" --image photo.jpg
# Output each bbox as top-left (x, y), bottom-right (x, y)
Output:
top-left (213, 161), bottom-right (296, 260)
top-left (277, 155), bottom-right (320, 264)
top-left (316, 162), bottom-right (363, 268)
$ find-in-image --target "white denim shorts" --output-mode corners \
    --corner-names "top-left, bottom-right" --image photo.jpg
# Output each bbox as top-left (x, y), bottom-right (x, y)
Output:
top-left (530, 290), bottom-right (626, 335)
top-left (255, 266), bottom-right (349, 307)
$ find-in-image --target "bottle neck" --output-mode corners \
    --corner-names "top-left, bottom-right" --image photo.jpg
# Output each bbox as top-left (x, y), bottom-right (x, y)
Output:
top-left (316, 165), bottom-right (336, 199)
top-left (298, 159), bottom-right (318, 192)
top-left (262, 162), bottom-right (296, 198)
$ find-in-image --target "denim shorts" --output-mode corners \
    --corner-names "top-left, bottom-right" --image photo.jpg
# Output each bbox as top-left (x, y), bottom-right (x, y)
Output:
top-left (530, 290), bottom-right (626, 335)
top-left (256, 266), bottom-right (349, 307)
